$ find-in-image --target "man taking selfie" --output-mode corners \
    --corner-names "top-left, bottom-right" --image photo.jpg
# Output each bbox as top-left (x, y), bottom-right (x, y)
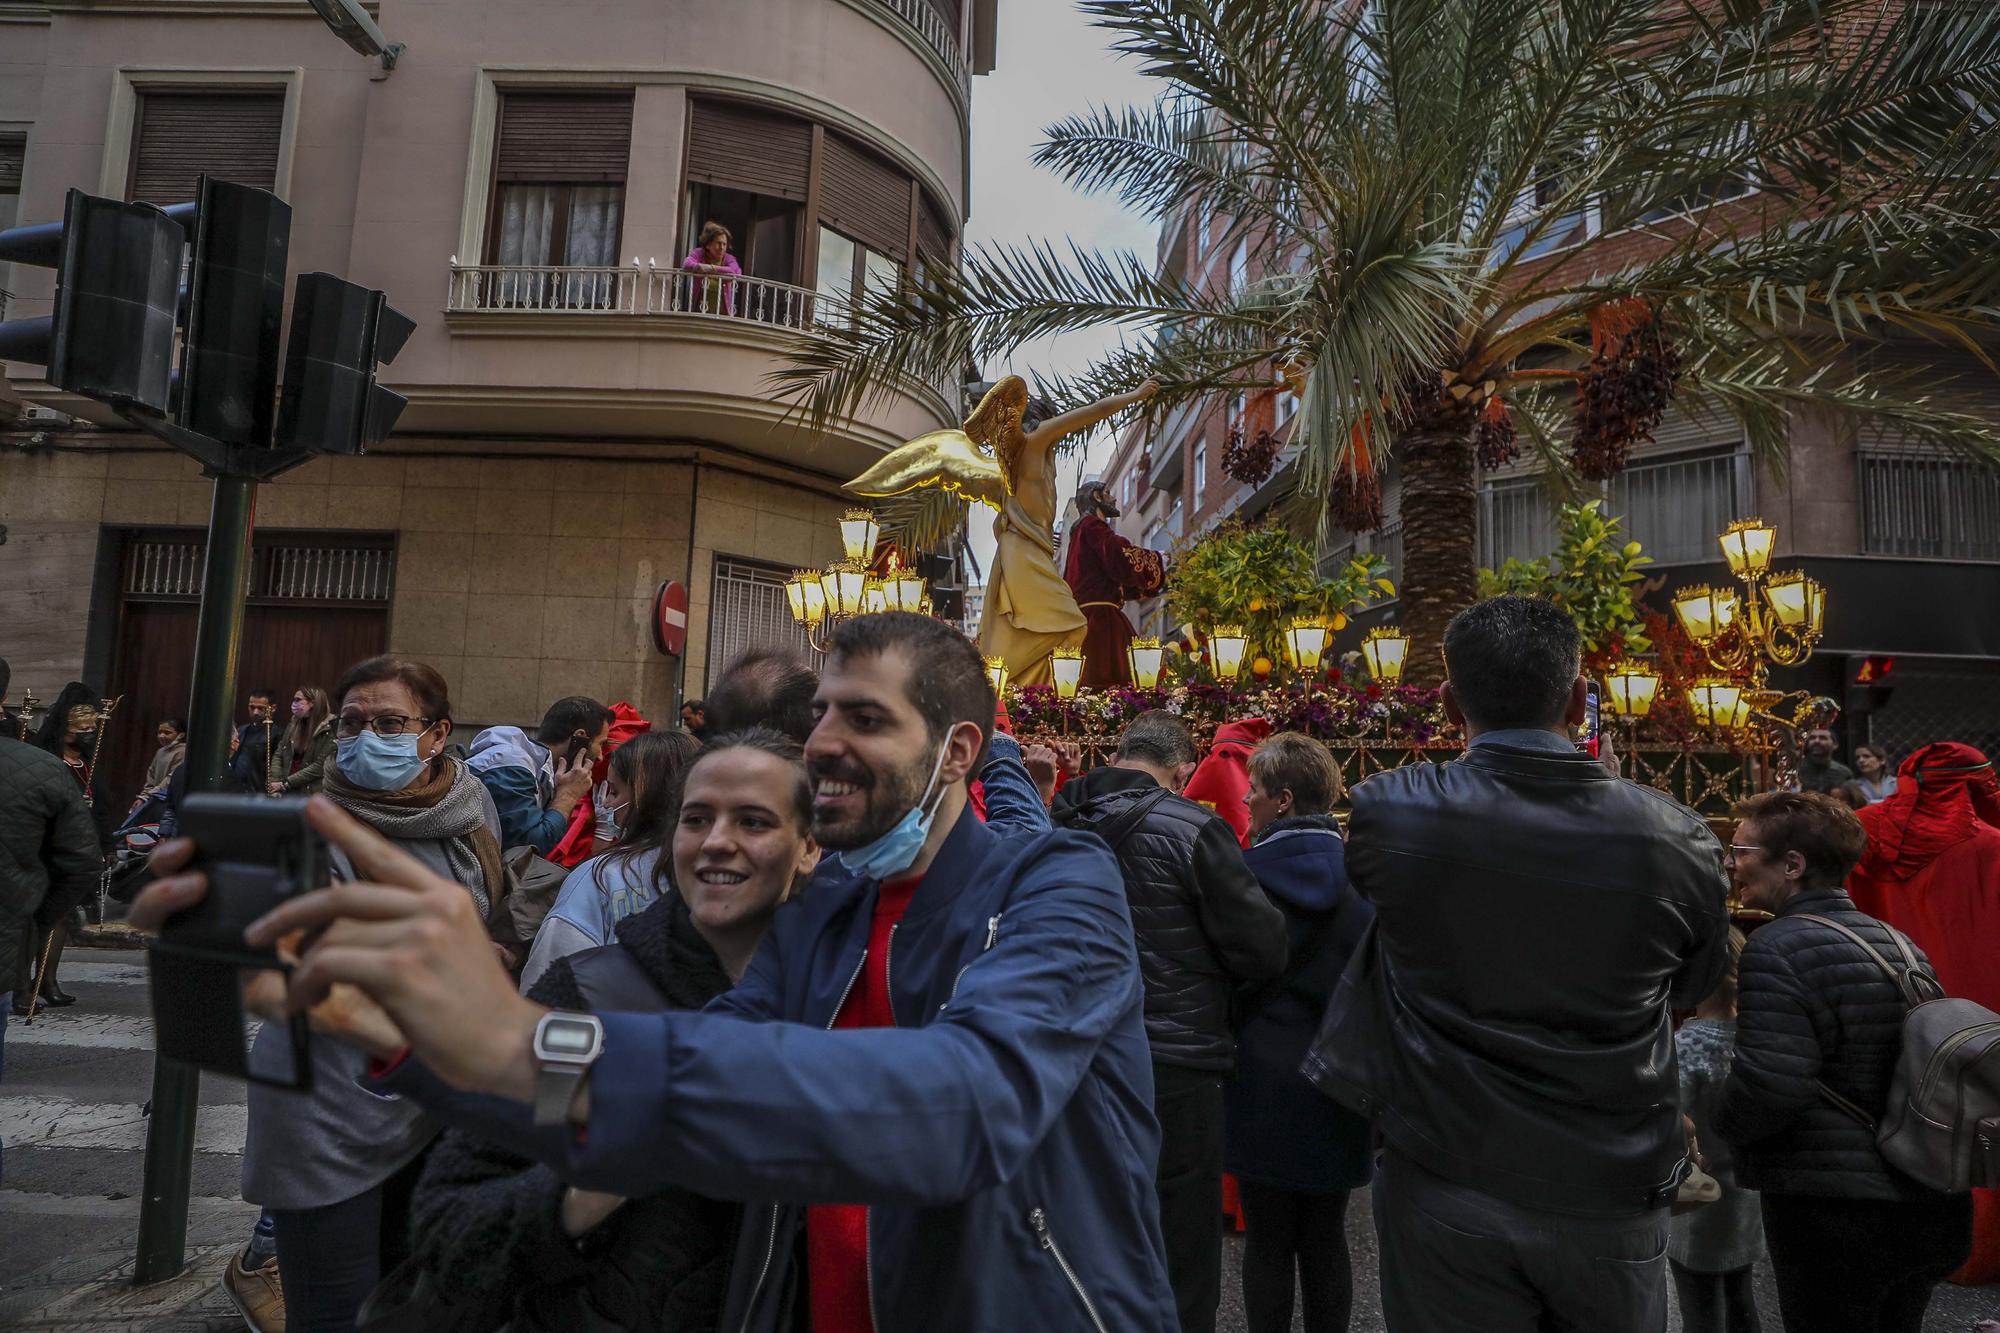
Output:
top-left (136, 613), bottom-right (1177, 1332)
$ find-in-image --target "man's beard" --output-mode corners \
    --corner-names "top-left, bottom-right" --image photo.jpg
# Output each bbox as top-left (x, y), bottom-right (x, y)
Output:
top-left (811, 748), bottom-right (933, 850)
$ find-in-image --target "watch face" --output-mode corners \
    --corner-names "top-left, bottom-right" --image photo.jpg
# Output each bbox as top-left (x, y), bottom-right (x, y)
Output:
top-left (537, 1014), bottom-right (602, 1062)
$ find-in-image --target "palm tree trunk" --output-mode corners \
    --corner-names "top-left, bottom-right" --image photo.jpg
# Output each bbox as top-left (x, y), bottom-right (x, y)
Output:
top-left (1394, 421), bottom-right (1479, 687)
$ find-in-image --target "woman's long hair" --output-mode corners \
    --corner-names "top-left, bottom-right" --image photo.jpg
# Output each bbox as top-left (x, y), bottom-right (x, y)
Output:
top-left (287, 685), bottom-right (332, 758)
top-left (599, 729), bottom-right (703, 897)
top-left (35, 682), bottom-right (98, 758)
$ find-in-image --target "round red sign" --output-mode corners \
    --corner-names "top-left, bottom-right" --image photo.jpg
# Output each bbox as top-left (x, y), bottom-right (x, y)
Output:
top-left (653, 580), bottom-right (689, 656)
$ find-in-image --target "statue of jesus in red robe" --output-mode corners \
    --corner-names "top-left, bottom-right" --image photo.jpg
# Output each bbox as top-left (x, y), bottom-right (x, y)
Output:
top-left (1061, 481), bottom-right (1165, 687)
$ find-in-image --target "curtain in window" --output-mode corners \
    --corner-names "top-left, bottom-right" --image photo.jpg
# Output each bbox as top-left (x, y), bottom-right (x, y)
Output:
top-left (564, 184), bottom-right (622, 307)
top-left (495, 184), bottom-right (557, 306)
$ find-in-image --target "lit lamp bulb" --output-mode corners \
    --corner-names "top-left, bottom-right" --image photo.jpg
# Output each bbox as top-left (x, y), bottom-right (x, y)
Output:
top-left (820, 561), bottom-right (868, 619)
top-left (1806, 579), bottom-right (1825, 635)
top-left (1285, 616), bottom-right (1331, 673)
top-left (1361, 627), bottom-right (1410, 686)
top-left (1129, 636), bottom-right (1165, 689)
top-left (1763, 571), bottom-right (1823, 630)
top-left (1603, 663), bottom-right (1662, 718)
top-left (985, 656), bottom-right (1009, 696)
top-left (786, 570), bottom-right (825, 626)
top-left (1719, 518), bottom-right (1776, 579)
top-left (889, 568), bottom-right (926, 613)
top-left (1687, 677), bottom-right (1744, 729)
top-left (839, 508), bottom-right (880, 564)
top-left (1726, 693), bottom-right (1755, 730)
top-left (1671, 584), bottom-right (1739, 645)
top-left (1051, 647), bottom-right (1084, 699)
top-left (1209, 626), bottom-right (1248, 681)
top-left (863, 577), bottom-right (888, 615)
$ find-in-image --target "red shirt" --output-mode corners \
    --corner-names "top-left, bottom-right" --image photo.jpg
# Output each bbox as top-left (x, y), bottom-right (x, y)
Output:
top-left (806, 873), bottom-right (921, 1333)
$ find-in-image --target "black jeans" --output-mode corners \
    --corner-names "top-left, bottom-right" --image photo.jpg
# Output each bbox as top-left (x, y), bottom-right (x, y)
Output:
top-left (1238, 1180), bottom-right (1352, 1333)
top-left (1152, 1061), bottom-right (1224, 1333)
top-left (270, 1153), bottom-right (426, 1333)
top-left (1669, 1261), bottom-right (1760, 1333)
top-left (1372, 1148), bottom-right (1669, 1332)
top-left (1759, 1190), bottom-right (1972, 1333)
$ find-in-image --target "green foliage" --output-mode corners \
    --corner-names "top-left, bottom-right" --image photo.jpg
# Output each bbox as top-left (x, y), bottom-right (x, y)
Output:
top-left (1478, 501), bottom-right (1653, 660)
top-left (1167, 521), bottom-right (1393, 668)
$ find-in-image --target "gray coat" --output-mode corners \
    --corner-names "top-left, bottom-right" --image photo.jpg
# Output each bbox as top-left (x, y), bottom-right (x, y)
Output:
top-left (241, 781), bottom-right (500, 1211)
top-left (0, 737), bottom-right (101, 985)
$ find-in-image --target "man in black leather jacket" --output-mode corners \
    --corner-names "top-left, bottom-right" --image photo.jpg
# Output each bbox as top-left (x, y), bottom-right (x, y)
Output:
top-left (1305, 595), bottom-right (1729, 1332)
top-left (1054, 710), bottom-right (1287, 1333)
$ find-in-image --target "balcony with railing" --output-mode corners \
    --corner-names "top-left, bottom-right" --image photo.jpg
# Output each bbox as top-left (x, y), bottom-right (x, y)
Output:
top-left (447, 262), bottom-right (851, 330)
top-left (874, 0), bottom-right (968, 90)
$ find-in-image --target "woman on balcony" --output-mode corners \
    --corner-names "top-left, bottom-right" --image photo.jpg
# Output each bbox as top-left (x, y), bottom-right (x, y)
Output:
top-left (682, 221), bottom-right (741, 315)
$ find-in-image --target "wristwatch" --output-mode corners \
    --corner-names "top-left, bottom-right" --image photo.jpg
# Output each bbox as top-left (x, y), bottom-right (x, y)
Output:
top-left (532, 1011), bottom-right (604, 1127)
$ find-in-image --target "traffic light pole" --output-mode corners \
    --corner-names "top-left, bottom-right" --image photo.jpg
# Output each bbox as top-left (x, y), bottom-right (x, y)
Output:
top-left (134, 471), bottom-right (258, 1285)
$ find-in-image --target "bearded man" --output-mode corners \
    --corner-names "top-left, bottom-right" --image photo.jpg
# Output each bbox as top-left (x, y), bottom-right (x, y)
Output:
top-left (1062, 480), bottom-right (1165, 687)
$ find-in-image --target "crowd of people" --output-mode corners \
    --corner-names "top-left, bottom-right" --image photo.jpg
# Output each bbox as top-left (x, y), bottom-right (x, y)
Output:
top-left (2, 595), bottom-right (1995, 1333)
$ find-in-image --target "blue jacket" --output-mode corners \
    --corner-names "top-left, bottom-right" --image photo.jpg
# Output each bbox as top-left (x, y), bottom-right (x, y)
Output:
top-left (1223, 815), bottom-right (1374, 1193)
top-left (377, 734), bottom-right (1176, 1333)
top-left (466, 726), bottom-right (566, 855)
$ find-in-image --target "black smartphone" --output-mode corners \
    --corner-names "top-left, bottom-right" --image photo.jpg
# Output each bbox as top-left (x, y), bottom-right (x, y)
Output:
top-left (1581, 681), bottom-right (1602, 757)
top-left (148, 794), bottom-right (328, 1089)
top-left (563, 731), bottom-right (588, 766)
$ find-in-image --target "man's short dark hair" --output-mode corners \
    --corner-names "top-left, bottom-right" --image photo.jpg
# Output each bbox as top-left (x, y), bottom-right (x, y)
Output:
top-left (1248, 731), bottom-right (1344, 814)
top-left (827, 612), bottom-right (993, 764)
top-left (1443, 595), bottom-right (1582, 732)
top-left (1733, 791), bottom-right (1868, 888)
top-left (333, 656), bottom-right (453, 722)
top-left (1118, 710), bottom-right (1199, 769)
top-left (536, 695), bottom-right (614, 746)
top-left (248, 687), bottom-right (277, 703)
top-left (706, 647), bottom-right (819, 745)
top-left (163, 717), bottom-right (187, 734)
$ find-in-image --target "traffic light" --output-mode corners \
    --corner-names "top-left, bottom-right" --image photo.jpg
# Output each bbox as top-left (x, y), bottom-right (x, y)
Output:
top-left (0, 189), bottom-right (185, 414)
top-left (1846, 654), bottom-right (1897, 718)
top-left (273, 273), bottom-right (415, 455)
top-left (178, 177), bottom-right (291, 448)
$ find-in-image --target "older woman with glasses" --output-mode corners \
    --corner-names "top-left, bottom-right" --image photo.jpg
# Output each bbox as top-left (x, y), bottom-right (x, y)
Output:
top-left (1714, 791), bottom-right (1970, 1333)
top-left (234, 655), bottom-right (503, 1333)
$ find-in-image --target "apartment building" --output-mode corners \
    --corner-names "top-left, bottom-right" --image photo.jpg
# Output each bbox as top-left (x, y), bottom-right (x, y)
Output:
top-left (0, 0), bottom-right (996, 799)
top-left (1100, 191), bottom-right (2000, 755)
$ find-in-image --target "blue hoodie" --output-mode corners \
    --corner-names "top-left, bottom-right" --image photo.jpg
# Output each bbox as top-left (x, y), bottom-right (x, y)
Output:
top-left (466, 726), bottom-right (565, 855)
top-left (1224, 813), bottom-right (1375, 1193)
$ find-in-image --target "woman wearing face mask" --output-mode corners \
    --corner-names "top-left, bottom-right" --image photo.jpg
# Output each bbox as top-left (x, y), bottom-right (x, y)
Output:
top-left (234, 655), bottom-right (504, 1333)
top-left (519, 729), bottom-right (700, 992)
top-left (18, 683), bottom-right (109, 1012)
top-left (270, 686), bottom-right (335, 796)
top-left (405, 728), bottom-right (819, 1333)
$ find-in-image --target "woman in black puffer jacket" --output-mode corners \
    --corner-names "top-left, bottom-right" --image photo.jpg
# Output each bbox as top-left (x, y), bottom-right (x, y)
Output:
top-left (407, 729), bottom-right (820, 1332)
top-left (1714, 791), bottom-right (1970, 1333)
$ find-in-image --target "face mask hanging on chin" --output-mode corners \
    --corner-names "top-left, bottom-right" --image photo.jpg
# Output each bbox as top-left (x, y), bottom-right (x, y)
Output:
top-left (337, 728), bottom-right (433, 792)
top-left (840, 734), bottom-right (957, 881)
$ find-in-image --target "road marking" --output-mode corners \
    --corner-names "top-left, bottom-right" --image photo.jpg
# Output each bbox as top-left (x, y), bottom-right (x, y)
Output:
top-left (0, 1095), bottom-right (247, 1154)
top-left (5, 1011), bottom-right (162, 1051)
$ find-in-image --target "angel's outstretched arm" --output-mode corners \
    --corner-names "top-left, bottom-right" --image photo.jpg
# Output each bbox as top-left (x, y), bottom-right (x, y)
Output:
top-left (1022, 380), bottom-right (1159, 454)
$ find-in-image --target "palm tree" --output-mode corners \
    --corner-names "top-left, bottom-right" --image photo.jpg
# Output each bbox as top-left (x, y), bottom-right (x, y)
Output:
top-left (780, 0), bottom-right (2000, 682)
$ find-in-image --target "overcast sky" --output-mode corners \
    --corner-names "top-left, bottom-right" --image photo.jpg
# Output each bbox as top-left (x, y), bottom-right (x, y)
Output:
top-left (959, 0), bottom-right (1160, 577)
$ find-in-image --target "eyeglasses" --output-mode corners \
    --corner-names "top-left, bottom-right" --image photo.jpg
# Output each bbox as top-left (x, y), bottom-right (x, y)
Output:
top-left (336, 713), bottom-right (434, 739)
top-left (1725, 843), bottom-right (1767, 860)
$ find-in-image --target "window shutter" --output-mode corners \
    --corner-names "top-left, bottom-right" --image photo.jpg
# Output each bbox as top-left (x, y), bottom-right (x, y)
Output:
top-left (128, 90), bottom-right (284, 204)
top-left (0, 136), bottom-right (22, 193)
top-left (494, 92), bottom-right (633, 183)
top-left (685, 100), bottom-right (812, 201)
top-left (818, 132), bottom-right (911, 261)
top-left (916, 190), bottom-right (953, 264)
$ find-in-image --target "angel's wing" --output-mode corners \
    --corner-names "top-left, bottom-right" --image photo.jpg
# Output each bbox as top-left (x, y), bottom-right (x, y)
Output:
top-left (873, 487), bottom-right (973, 558)
top-left (845, 429), bottom-right (1010, 508)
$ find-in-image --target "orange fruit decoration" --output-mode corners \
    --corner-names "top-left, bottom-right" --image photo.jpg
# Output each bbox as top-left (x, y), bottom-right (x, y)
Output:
top-left (1251, 655), bottom-right (1273, 679)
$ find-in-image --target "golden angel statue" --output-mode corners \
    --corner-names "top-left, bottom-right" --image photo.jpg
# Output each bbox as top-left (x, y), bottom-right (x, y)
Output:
top-left (846, 376), bottom-right (1160, 686)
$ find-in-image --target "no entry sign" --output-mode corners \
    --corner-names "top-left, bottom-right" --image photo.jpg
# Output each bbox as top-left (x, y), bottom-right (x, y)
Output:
top-left (653, 580), bottom-right (689, 656)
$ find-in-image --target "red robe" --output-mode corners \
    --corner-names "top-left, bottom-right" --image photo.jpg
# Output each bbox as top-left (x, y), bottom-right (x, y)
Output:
top-left (548, 702), bottom-right (654, 868)
top-left (1063, 514), bottom-right (1162, 688)
top-left (1846, 741), bottom-right (2000, 1282)
top-left (1181, 718), bottom-right (1273, 848)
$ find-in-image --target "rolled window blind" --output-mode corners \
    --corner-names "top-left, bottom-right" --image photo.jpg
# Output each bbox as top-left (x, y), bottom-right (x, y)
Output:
top-left (917, 190), bottom-right (954, 263)
top-left (818, 131), bottom-right (911, 261)
top-left (685, 100), bottom-right (812, 201)
top-left (128, 90), bottom-right (284, 204)
top-left (494, 92), bottom-right (634, 183)
top-left (0, 137), bottom-right (23, 193)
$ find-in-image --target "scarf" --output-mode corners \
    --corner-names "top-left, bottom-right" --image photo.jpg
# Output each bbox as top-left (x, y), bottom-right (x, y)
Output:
top-left (323, 756), bottom-right (503, 918)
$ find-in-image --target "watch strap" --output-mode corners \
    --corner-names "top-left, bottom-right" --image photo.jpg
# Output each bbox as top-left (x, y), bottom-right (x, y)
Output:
top-left (534, 1062), bottom-right (585, 1127)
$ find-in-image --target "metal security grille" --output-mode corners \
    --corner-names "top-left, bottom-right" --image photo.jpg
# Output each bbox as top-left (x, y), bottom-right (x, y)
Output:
top-left (1863, 658), bottom-right (2000, 763)
top-left (123, 535), bottom-right (395, 604)
top-left (1320, 520), bottom-right (1403, 593)
top-left (1607, 448), bottom-right (1752, 563)
top-left (707, 557), bottom-right (814, 677)
top-left (1859, 451), bottom-right (2000, 560)
top-left (1479, 475), bottom-right (1559, 567)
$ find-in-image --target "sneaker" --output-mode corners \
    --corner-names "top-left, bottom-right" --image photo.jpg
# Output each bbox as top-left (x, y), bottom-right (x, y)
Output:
top-left (221, 1243), bottom-right (286, 1333)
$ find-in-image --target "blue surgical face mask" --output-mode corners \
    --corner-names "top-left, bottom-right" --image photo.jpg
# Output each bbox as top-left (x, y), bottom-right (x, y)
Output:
top-left (840, 735), bottom-right (955, 881)
top-left (336, 728), bottom-right (432, 792)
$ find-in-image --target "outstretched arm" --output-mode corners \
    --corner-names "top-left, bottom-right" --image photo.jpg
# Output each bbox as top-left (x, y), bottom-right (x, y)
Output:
top-left (1023, 380), bottom-right (1159, 453)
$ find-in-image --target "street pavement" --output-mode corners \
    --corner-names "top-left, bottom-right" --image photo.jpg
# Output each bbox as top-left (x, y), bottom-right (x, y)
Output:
top-left (4, 949), bottom-right (1995, 1331)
